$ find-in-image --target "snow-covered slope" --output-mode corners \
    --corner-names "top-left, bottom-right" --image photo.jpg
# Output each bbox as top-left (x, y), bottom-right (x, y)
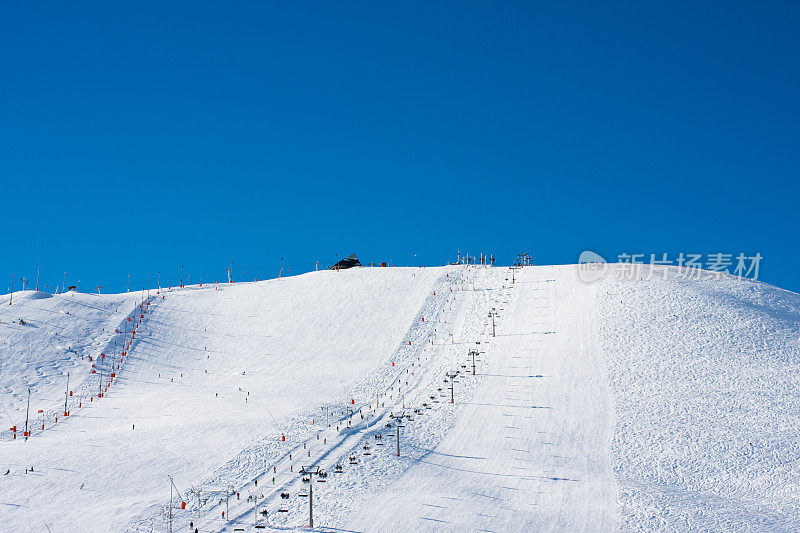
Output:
top-left (0, 289), bottom-right (142, 435)
top-left (0, 265), bottom-right (798, 532)
top-left (598, 266), bottom-right (800, 530)
top-left (0, 268), bottom-right (445, 532)
top-left (348, 265), bottom-right (619, 532)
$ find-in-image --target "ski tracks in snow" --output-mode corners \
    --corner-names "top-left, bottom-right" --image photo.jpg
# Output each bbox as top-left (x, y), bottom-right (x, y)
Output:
top-left (128, 267), bottom-right (490, 532)
top-left (346, 265), bottom-right (619, 532)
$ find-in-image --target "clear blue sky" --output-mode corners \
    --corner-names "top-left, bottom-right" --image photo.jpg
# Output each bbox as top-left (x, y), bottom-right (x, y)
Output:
top-left (1, 1), bottom-right (798, 293)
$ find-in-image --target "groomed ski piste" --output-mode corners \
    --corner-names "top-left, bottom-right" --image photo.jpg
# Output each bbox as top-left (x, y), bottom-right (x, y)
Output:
top-left (1, 264), bottom-right (798, 532)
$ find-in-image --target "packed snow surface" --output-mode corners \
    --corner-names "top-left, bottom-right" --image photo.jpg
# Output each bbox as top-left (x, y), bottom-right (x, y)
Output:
top-left (0, 265), bottom-right (798, 532)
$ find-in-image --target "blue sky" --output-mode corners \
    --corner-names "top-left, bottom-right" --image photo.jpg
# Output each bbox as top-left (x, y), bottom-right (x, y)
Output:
top-left (1, 1), bottom-right (798, 293)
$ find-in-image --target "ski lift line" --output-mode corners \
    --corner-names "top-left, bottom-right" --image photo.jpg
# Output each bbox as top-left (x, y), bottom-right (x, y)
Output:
top-left (176, 270), bottom-right (468, 528)
top-left (197, 361), bottom-right (440, 523)
top-left (4, 294), bottom-right (161, 440)
top-left (1, 401), bottom-right (18, 428)
top-left (168, 475), bottom-right (186, 505)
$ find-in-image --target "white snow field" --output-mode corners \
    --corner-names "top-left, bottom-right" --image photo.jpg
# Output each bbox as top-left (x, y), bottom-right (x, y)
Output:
top-left (0, 264), bottom-right (798, 532)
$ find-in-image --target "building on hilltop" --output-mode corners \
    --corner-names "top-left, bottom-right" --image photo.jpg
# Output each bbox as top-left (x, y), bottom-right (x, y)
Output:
top-left (331, 253), bottom-right (361, 270)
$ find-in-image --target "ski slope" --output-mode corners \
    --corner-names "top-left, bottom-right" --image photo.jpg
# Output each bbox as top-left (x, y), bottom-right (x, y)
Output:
top-left (0, 264), bottom-right (798, 532)
top-left (347, 265), bottom-right (618, 532)
top-left (0, 289), bottom-right (143, 437)
top-left (598, 265), bottom-right (800, 530)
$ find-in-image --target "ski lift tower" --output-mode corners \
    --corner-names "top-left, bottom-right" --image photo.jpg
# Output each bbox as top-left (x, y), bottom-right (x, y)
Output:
top-left (389, 412), bottom-right (406, 456)
top-left (468, 349), bottom-right (482, 376)
top-left (213, 484), bottom-right (233, 522)
top-left (488, 308), bottom-right (499, 337)
top-left (515, 252), bottom-right (533, 267)
top-left (445, 371), bottom-right (460, 403)
top-left (509, 265), bottom-right (521, 284)
top-left (299, 465), bottom-right (323, 528)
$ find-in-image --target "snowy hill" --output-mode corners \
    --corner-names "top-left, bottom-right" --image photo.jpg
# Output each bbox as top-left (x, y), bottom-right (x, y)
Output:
top-left (0, 265), bottom-right (798, 532)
